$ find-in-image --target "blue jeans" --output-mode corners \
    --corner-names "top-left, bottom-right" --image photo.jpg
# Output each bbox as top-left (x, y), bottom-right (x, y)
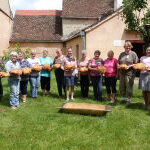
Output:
top-left (8, 78), bottom-right (20, 106)
top-left (91, 76), bottom-right (103, 101)
top-left (29, 76), bottom-right (40, 98)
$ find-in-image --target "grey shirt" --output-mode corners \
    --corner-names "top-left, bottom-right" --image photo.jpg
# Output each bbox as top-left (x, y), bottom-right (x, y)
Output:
top-left (118, 50), bottom-right (139, 76)
top-left (5, 60), bottom-right (21, 80)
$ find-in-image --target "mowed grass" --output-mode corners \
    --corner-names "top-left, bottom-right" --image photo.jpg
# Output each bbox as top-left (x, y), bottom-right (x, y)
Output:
top-left (0, 71), bottom-right (150, 150)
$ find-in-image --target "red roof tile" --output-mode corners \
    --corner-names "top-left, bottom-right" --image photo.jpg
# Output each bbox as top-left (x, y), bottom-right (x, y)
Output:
top-left (15, 10), bottom-right (62, 16)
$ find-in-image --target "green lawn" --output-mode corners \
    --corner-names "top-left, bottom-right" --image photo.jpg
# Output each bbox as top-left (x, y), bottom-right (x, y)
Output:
top-left (0, 72), bottom-right (150, 150)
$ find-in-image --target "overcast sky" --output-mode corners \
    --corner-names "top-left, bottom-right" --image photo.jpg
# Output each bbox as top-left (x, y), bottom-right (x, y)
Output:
top-left (9, 0), bottom-right (63, 15)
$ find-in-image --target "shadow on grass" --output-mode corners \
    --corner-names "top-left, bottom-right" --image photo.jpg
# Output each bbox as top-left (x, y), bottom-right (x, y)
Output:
top-left (0, 94), bottom-right (10, 107)
top-left (125, 102), bottom-right (145, 110)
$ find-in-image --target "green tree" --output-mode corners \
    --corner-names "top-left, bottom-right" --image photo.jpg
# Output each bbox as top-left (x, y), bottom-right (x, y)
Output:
top-left (121, 0), bottom-right (150, 46)
top-left (0, 43), bottom-right (31, 71)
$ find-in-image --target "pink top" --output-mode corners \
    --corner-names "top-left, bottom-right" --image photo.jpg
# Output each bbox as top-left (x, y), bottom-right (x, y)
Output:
top-left (104, 58), bottom-right (118, 77)
top-left (89, 58), bottom-right (104, 76)
top-left (61, 56), bottom-right (77, 76)
top-left (140, 56), bottom-right (150, 74)
top-left (79, 59), bottom-right (89, 67)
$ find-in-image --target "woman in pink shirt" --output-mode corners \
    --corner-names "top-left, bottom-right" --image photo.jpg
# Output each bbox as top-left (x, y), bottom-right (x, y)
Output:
top-left (79, 50), bottom-right (89, 98)
top-left (104, 50), bottom-right (118, 103)
top-left (89, 50), bottom-right (104, 101)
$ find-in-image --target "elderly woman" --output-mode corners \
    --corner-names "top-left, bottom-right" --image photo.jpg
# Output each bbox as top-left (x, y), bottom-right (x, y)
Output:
top-left (39, 49), bottom-right (53, 96)
top-left (5, 51), bottom-right (21, 109)
top-left (79, 50), bottom-right (89, 98)
top-left (118, 41), bottom-right (138, 104)
top-left (0, 67), bottom-right (3, 101)
top-left (53, 49), bottom-right (65, 98)
top-left (27, 50), bottom-right (41, 98)
top-left (18, 51), bottom-right (31, 103)
top-left (104, 50), bottom-right (118, 103)
top-left (89, 50), bottom-right (104, 101)
top-left (61, 48), bottom-right (77, 102)
top-left (139, 46), bottom-right (150, 109)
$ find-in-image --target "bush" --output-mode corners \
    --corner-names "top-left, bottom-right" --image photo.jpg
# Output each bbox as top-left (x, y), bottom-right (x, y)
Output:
top-left (0, 43), bottom-right (31, 71)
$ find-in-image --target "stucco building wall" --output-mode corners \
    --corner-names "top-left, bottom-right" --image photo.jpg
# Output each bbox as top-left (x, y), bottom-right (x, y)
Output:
top-left (9, 42), bottom-right (63, 59)
top-left (62, 18), bottom-right (97, 39)
top-left (0, 0), bottom-right (11, 16)
top-left (65, 36), bottom-right (83, 60)
top-left (85, 14), bottom-right (140, 59)
top-left (0, 11), bottom-right (12, 56)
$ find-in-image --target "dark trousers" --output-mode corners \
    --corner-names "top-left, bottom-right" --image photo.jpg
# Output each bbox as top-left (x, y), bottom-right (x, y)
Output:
top-left (0, 78), bottom-right (3, 100)
top-left (80, 74), bottom-right (89, 98)
top-left (105, 76), bottom-right (117, 94)
top-left (20, 80), bottom-right (28, 95)
top-left (91, 76), bottom-right (102, 101)
top-left (55, 69), bottom-right (65, 96)
top-left (40, 76), bottom-right (50, 91)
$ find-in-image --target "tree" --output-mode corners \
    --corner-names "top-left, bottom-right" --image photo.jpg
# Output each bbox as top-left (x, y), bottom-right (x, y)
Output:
top-left (121, 0), bottom-right (150, 47)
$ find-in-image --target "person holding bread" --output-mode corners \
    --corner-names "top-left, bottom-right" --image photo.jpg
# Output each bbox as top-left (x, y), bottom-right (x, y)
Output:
top-left (0, 66), bottom-right (3, 101)
top-left (53, 48), bottom-right (65, 98)
top-left (88, 50), bottom-right (104, 101)
top-left (118, 41), bottom-right (138, 104)
top-left (18, 51), bottom-right (31, 103)
top-left (61, 48), bottom-right (77, 102)
top-left (139, 46), bottom-right (150, 109)
top-left (78, 50), bottom-right (89, 98)
top-left (39, 49), bottom-right (53, 96)
top-left (5, 51), bottom-right (21, 109)
top-left (27, 50), bottom-right (41, 98)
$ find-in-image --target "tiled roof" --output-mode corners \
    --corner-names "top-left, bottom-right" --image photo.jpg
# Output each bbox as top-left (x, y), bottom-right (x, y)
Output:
top-left (62, 0), bottom-right (114, 18)
top-left (10, 10), bottom-right (62, 42)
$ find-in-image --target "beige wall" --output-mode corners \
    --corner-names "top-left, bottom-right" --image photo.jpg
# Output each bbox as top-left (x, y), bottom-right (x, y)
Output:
top-left (9, 42), bottom-right (63, 60)
top-left (0, 0), bottom-right (11, 17)
top-left (86, 14), bottom-right (141, 60)
top-left (65, 36), bottom-right (83, 60)
top-left (62, 18), bottom-right (97, 39)
top-left (0, 11), bottom-right (12, 56)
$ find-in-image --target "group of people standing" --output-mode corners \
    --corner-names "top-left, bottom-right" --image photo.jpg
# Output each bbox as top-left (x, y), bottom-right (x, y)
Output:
top-left (0, 41), bottom-right (150, 110)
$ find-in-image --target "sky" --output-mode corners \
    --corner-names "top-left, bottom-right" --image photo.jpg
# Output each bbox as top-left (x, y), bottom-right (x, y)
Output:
top-left (9, 0), bottom-right (63, 15)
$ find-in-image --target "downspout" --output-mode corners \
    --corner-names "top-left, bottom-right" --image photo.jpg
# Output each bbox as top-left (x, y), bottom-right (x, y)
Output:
top-left (80, 30), bottom-right (86, 50)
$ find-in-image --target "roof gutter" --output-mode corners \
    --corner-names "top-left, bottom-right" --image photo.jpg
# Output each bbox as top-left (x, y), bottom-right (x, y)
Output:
top-left (61, 15), bottom-right (99, 19)
top-left (9, 40), bottom-right (63, 43)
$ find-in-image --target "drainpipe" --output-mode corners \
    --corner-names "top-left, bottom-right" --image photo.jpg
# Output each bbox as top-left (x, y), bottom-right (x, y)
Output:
top-left (80, 30), bottom-right (86, 50)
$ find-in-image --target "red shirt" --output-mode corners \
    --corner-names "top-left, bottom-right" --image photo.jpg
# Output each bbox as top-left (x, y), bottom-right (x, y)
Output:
top-left (104, 58), bottom-right (118, 77)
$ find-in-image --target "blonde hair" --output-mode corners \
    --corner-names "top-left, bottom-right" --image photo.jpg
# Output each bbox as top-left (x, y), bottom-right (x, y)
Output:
top-left (43, 49), bottom-right (48, 53)
top-left (124, 41), bottom-right (133, 48)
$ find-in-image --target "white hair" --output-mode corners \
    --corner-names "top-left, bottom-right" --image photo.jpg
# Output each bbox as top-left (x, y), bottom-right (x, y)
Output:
top-left (10, 51), bottom-right (18, 57)
top-left (82, 50), bottom-right (87, 54)
top-left (43, 49), bottom-right (48, 53)
top-left (31, 49), bottom-right (36, 54)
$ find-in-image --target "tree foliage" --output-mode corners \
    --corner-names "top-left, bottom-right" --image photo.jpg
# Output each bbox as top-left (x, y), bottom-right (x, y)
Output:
top-left (121, 0), bottom-right (150, 46)
top-left (0, 43), bottom-right (31, 71)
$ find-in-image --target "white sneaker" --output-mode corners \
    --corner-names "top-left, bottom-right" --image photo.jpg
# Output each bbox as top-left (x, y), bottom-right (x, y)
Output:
top-left (66, 98), bottom-right (69, 102)
top-left (71, 97), bottom-right (74, 101)
top-left (11, 106), bottom-right (17, 110)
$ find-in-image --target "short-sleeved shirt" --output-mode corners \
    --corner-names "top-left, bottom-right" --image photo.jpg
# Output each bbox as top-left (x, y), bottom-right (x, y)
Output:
top-left (39, 57), bottom-right (53, 77)
top-left (104, 58), bottom-right (118, 77)
top-left (61, 56), bottom-right (77, 77)
top-left (140, 56), bottom-right (150, 74)
top-left (27, 58), bottom-right (41, 77)
top-left (19, 59), bottom-right (31, 81)
top-left (118, 51), bottom-right (139, 76)
top-left (5, 60), bottom-right (21, 79)
top-left (89, 58), bottom-right (104, 76)
top-left (53, 55), bottom-right (65, 65)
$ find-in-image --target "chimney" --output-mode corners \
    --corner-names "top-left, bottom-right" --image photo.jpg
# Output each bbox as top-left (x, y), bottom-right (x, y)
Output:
top-left (114, 0), bottom-right (123, 11)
